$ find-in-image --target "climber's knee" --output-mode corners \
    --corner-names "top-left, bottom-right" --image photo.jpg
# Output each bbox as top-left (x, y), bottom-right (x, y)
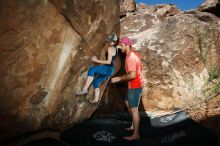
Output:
top-left (88, 66), bottom-right (95, 76)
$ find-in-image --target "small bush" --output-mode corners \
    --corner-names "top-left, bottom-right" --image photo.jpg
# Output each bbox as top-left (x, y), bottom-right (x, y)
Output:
top-left (208, 67), bottom-right (220, 81)
top-left (212, 81), bottom-right (220, 94)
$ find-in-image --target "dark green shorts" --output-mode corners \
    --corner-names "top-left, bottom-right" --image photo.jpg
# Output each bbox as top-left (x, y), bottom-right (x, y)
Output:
top-left (126, 88), bottom-right (143, 107)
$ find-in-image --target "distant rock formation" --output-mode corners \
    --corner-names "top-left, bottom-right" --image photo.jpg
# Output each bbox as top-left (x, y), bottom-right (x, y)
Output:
top-left (120, 0), bottom-right (136, 17)
top-left (198, 0), bottom-right (220, 17)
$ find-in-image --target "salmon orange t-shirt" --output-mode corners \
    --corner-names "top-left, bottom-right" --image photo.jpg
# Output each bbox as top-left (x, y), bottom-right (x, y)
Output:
top-left (125, 51), bottom-right (143, 89)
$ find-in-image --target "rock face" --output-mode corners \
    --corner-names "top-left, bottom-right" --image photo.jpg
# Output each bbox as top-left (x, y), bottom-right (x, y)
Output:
top-left (121, 4), bottom-right (180, 36)
top-left (120, 0), bottom-right (136, 16)
top-left (198, 0), bottom-right (220, 17)
top-left (0, 0), bottom-right (120, 140)
top-left (105, 3), bottom-right (220, 136)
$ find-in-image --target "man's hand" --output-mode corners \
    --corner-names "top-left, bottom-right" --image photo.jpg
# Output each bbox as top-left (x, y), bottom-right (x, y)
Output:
top-left (91, 56), bottom-right (97, 62)
top-left (117, 45), bottom-right (122, 49)
top-left (111, 77), bottom-right (121, 83)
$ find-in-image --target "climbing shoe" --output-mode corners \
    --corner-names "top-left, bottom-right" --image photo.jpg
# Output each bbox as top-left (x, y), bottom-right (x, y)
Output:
top-left (75, 89), bottom-right (88, 95)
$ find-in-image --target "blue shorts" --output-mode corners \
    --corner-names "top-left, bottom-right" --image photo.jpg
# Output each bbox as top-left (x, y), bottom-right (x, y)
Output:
top-left (126, 88), bottom-right (143, 107)
top-left (88, 65), bottom-right (114, 88)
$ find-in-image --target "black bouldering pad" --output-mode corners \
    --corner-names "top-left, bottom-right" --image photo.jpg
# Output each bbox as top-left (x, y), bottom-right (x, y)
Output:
top-left (60, 112), bottom-right (218, 146)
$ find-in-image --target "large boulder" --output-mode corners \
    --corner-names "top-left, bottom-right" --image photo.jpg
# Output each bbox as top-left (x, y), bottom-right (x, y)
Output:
top-left (0, 0), bottom-right (120, 140)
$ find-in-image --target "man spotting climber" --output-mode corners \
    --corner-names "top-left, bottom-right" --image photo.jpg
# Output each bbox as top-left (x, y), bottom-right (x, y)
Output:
top-left (111, 37), bottom-right (143, 141)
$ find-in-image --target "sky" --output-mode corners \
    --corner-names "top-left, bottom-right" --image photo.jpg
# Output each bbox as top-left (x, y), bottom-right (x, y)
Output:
top-left (136, 0), bottom-right (205, 11)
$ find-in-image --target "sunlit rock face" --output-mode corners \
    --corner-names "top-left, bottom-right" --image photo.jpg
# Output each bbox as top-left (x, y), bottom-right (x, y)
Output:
top-left (120, 0), bottom-right (136, 17)
top-left (0, 0), bottom-right (119, 140)
top-left (198, 0), bottom-right (220, 17)
top-left (121, 4), bottom-right (180, 36)
top-left (108, 2), bottom-right (220, 136)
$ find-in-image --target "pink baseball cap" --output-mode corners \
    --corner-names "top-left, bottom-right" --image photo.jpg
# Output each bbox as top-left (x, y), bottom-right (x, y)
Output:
top-left (119, 37), bottom-right (132, 46)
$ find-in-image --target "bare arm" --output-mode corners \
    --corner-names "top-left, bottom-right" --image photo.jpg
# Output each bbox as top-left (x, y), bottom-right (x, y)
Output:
top-left (92, 47), bottom-right (113, 65)
top-left (111, 71), bottom-right (136, 83)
